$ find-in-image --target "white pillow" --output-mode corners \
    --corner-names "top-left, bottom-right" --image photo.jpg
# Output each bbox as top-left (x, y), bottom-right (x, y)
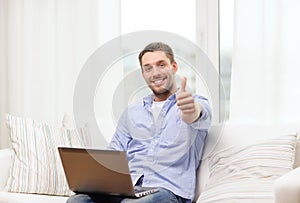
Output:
top-left (198, 133), bottom-right (297, 203)
top-left (5, 114), bottom-right (87, 196)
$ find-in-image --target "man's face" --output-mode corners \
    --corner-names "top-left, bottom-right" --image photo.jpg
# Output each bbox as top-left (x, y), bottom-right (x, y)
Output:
top-left (141, 51), bottom-right (178, 100)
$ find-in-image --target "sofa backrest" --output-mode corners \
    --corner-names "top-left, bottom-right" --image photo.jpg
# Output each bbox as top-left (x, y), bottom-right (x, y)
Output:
top-left (204, 122), bottom-right (300, 165)
top-left (194, 122), bottom-right (300, 201)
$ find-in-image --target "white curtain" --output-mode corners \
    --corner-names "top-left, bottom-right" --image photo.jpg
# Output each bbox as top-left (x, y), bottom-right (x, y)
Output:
top-left (0, 0), bottom-right (120, 148)
top-left (230, 0), bottom-right (300, 124)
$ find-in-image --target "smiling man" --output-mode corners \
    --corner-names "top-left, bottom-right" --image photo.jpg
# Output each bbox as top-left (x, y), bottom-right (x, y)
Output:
top-left (67, 42), bottom-right (212, 203)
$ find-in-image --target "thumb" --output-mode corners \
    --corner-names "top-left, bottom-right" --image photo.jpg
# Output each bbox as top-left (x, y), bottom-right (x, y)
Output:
top-left (181, 77), bottom-right (187, 92)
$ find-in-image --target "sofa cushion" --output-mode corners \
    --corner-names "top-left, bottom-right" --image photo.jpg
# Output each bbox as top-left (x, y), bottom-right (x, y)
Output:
top-left (198, 133), bottom-right (297, 203)
top-left (5, 114), bottom-right (87, 196)
top-left (0, 149), bottom-right (12, 191)
top-left (0, 191), bottom-right (68, 203)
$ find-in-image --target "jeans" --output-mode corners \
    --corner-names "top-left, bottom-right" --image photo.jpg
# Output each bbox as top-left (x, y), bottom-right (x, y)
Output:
top-left (66, 187), bottom-right (190, 203)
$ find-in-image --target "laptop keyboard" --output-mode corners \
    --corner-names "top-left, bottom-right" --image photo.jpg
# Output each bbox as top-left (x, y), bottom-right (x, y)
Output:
top-left (134, 186), bottom-right (159, 197)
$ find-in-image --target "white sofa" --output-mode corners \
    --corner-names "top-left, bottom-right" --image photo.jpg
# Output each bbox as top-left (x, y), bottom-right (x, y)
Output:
top-left (0, 122), bottom-right (299, 203)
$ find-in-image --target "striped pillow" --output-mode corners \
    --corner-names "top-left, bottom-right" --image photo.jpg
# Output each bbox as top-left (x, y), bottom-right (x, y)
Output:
top-left (5, 114), bottom-right (86, 196)
top-left (198, 133), bottom-right (297, 203)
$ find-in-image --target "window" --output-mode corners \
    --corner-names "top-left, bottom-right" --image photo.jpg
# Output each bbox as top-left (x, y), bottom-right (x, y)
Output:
top-left (219, 0), bottom-right (234, 120)
top-left (120, 0), bottom-right (204, 105)
top-left (94, 0), bottom-right (221, 144)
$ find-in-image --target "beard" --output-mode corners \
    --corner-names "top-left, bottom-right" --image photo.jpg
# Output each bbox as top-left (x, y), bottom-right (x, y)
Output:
top-left (151, 87), bottom-right (171, 98)
top-left (145, 73), bottom-right (177, 100)
top-left (149, 82), bottom-right (175, 100)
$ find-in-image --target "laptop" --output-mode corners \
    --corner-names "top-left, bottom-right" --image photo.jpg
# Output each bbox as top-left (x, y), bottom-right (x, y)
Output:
top-left (58, 147), bottom-right (159, 198)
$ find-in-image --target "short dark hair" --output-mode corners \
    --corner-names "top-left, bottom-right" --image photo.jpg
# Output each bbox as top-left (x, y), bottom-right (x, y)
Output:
top-left (138, 42), bottom-right (175, 67)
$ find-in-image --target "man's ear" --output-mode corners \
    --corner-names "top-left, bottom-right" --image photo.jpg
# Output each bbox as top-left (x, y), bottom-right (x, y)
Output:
top-left (172, 61), bottom-right (178, 73)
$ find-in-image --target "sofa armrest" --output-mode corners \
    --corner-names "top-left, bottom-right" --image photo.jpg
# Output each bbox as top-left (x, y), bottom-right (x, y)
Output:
top-left (0, 148), bottom-right (12, 191)
top-left (274, 167), bottom-right (300, 203)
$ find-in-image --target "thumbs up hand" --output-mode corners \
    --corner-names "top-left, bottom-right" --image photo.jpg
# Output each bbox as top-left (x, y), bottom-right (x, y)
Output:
top-left (176, 77), bottom-right (202, 124)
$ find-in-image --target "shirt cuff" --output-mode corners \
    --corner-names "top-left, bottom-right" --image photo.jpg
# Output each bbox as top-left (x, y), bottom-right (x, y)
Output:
top-left (189, 101), bottom-right (211, 130)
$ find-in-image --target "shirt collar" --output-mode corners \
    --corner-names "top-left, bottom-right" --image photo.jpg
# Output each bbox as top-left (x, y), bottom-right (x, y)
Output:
top-left (143, 92), bottom-right (178, 107)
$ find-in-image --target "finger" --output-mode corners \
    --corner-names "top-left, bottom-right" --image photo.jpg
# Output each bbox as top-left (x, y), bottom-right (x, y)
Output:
top-left (181, 108), bottom-right (196, 114)
top-left (176, 91), bottom-right (192, 100)
top-left (177, 96), bottom-right (194, 106)
top-left (178, 103), bottom-right (195, 111)
top-left (181, 76), bottom-right (187, 93)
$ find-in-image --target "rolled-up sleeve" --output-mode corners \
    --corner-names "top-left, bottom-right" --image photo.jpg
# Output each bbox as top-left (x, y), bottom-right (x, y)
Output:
top-left (189, 95), bottom-right (212, 130)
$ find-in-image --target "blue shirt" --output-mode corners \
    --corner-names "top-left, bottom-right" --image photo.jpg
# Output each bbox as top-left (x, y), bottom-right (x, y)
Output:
top-left (108, 93), bottom-right (212, 200)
